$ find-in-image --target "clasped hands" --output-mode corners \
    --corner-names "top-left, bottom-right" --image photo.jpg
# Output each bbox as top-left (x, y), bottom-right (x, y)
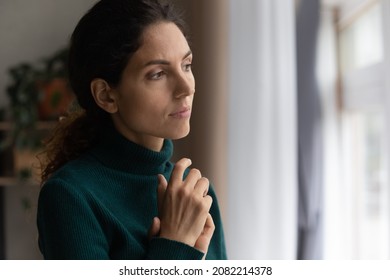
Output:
top-left (148, 158), bottom-right (215, 257)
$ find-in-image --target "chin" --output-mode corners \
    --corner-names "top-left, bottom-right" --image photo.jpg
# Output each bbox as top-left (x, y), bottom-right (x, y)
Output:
top-left (168, 126), bottom-right (190, 140)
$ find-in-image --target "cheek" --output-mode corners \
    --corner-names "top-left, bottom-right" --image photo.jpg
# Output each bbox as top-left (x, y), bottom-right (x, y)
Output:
top-left (115, 82), bottom-right (171, 121)
top-left (120, 95), bottom-right (167, 121)
top-left (118, 95), bottom-right (138, 113)
top-left (189, 74), bottom-right (195, 89)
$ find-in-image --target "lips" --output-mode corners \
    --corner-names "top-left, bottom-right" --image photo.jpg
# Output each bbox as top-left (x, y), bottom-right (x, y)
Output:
top-left (169, 107), bottom-right (191, 119)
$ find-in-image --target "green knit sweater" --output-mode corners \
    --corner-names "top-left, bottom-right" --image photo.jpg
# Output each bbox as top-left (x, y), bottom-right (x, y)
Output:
top-left (37, 125), bottom-right (227, 260)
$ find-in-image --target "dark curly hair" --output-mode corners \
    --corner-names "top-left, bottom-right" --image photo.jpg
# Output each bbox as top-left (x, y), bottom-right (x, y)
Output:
top-left (40, 0), bottom-right (188, 183)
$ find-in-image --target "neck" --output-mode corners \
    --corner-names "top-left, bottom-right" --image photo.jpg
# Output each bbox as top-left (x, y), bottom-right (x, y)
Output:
top-left (111, 121), bottom-right (164, 152)
top-left (129, 135), bottom-right (164, 152)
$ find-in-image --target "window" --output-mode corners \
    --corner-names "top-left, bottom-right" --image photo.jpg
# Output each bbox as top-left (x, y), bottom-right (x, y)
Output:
top-left (339, 1), bottom-right (384, 72)
top-left (342, 112), bottom-right (388, 258)
top-left (337, 0), bottom-right (389, 259)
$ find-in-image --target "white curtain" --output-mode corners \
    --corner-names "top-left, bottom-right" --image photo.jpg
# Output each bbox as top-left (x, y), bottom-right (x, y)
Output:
top-left (382, 0), bottom-right (390, 260)
top-left (316, 5), bottom-right (349, 259)
top-left (227, 0), bottom-right (297, 259)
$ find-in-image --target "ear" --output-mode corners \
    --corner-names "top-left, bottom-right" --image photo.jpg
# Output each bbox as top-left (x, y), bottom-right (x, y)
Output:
top-left (90, 78), bottom-right (118, 114)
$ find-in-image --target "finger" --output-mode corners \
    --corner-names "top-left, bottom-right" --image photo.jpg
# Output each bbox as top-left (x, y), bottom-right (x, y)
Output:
top-left (203, 194), bottom-right (213, 211)
top-left (183, 168), bottom-right (202, 190)
top-left (194, 177), bottom-right (209, 197)
top-left (202, 214), bottom-right (215, 241)
top-left (194, 214), bottom-right (215, 256)
top-left (170, 158), bottom-right (192, 185)
top-left (157, 174), bottom-right (168, 216)
top-left (148, 217), bottom-right (161, 240)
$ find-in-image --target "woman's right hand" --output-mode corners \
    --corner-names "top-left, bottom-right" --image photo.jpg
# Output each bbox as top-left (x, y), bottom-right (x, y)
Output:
top-left (156, 158), bottom-right (215, 254)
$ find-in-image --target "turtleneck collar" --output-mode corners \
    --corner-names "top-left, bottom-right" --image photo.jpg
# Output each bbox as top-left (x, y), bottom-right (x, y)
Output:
top-left (88, 123), bottom-right (173, 175)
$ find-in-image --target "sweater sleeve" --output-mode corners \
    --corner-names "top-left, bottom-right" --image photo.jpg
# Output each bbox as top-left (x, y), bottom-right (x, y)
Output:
top-left (37, 179), bottom-right (110, 260)
top-left (206, 184), bottom-right (228, 260)
top-left (147, 238), bottom-right (204, 260)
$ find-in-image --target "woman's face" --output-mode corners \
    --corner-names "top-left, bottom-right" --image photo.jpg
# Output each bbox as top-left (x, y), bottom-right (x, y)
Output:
top-left (111, 22), bottom-right (195, 151)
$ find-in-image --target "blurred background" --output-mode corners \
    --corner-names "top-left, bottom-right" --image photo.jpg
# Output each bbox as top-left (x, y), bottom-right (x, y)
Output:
top-left (0, 0), bottom-right (389, 260)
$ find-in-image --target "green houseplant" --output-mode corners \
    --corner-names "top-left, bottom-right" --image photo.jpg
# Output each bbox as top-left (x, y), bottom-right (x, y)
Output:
top-left (1, 48), bottom-right (74, 182)
top-left (2, 47), bottom-right (74, 151)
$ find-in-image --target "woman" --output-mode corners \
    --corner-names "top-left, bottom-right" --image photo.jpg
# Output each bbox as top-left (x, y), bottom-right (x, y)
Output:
top-left (37, 0), bottom-right (227, 260)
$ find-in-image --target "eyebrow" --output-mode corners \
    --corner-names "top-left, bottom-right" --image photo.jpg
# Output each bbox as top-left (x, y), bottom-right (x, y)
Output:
top-left (144, 50), bottom-right (192, 67)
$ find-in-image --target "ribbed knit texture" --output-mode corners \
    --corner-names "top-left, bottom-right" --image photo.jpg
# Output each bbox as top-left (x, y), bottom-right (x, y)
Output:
top-left (37, 125), bottom-right (227, 260)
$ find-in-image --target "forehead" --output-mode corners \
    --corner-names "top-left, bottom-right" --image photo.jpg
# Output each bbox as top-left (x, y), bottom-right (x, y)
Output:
top-left (131, 22), bottom-right (191, 65)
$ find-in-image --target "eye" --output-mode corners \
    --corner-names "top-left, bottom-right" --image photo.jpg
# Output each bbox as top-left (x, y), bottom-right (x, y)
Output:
top-left (149, 71), bottom-right (165, 80)
top-left (183, 63), bottom-right (192, 72)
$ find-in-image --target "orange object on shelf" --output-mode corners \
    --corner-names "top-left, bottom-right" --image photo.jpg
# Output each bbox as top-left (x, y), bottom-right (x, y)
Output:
top-left (37, 78), bottom-right (74, 120)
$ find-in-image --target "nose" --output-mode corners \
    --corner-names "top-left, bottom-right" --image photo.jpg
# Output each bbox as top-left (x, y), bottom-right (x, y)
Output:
top-left (173, 71), bottom-right (195, 99)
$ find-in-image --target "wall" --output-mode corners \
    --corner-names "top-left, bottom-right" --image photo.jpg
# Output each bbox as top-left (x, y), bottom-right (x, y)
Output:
top-left (0, 0), bottom-right (98, 106)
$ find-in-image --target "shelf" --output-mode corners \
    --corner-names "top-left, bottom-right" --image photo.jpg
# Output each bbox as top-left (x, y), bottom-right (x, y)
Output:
top-left (0, 177), bottom-right (18, 187)
top-left (0, 121), bottom-right (53, 188)
top-left (0, 121), bottom-right (57, 131)
top-left (0, 177), bottom-right (39, 187)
